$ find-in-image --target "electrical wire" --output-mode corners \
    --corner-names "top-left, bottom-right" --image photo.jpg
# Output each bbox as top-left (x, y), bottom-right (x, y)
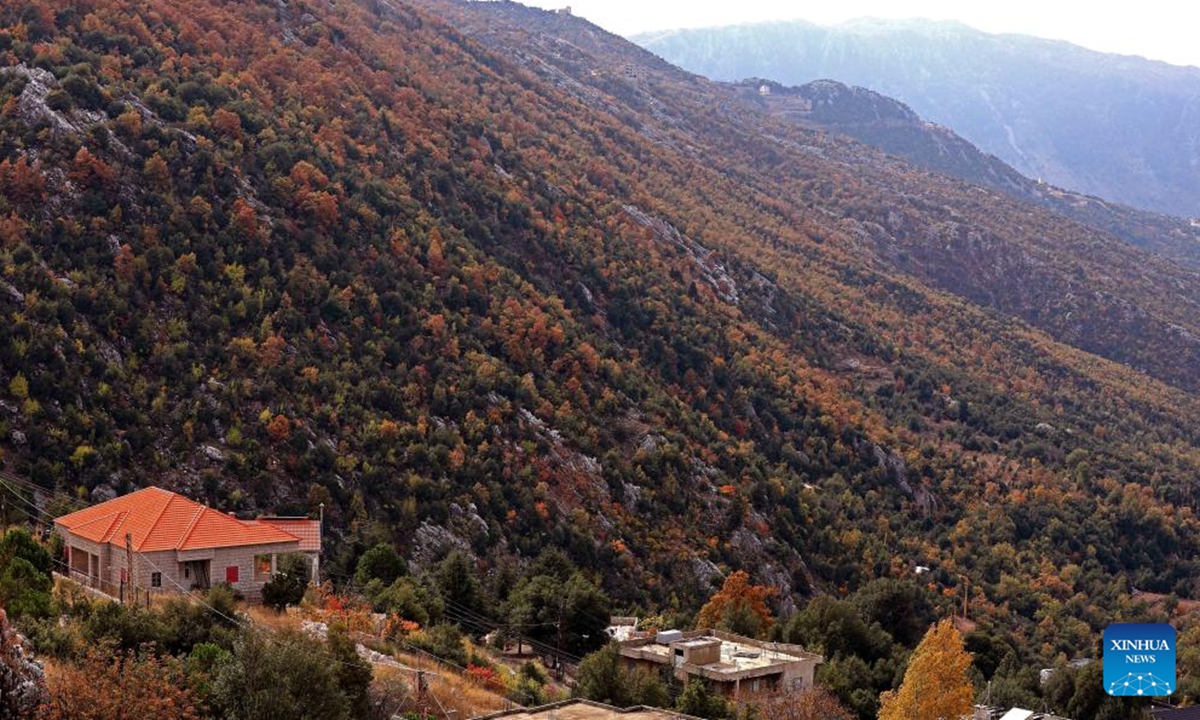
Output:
top-left (2, 472), bottom-right (568, 714)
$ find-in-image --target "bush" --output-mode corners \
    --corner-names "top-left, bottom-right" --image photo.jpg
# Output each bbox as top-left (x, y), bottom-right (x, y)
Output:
top-left (45, 89), bottom-right (73, 111)
top-left (261, 554), bottom-right (310, 612)
top-left (576, 643), bottom-right (669, 708)
top-left (409, 623), bottom-right (467, 667)
top-left (0, 556), bottom-right (52, 619)
top-left (157, 588), bottom-right (240, 654)
top-left (0, 527), bottom-right (52, 574)
top-left (210, 628), bottom-right (352, 720)
top-left (369, 575), bottom-right (442, 627)
top-left (41, 645), bottom-right (200, 720)
top-left (329, 626), bottom-right (373, 718)
top-left (82, 601), bottom-right (167, 651)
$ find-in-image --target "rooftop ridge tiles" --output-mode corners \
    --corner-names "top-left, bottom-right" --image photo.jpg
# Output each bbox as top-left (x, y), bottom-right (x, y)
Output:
top-left (176, 503), bottom-right (208, 550)
top-left (100, 510), bottom-right (129, 544)
top-left (137, 490), bottom-right (181, 551)
top-left (65, 510), bottom-right (123, 541)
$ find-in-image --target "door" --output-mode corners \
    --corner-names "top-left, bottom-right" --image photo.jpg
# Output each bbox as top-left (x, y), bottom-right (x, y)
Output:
top-left (184, 560), bottom-right (210, 590)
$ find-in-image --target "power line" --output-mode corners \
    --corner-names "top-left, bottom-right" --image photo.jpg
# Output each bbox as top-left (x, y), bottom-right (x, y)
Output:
top-left (444, 595), bottom-right (582, 659)
top-left (441, 596), bottom-right (582, 663)
top-left (1, 472), bottom-right (551, 713)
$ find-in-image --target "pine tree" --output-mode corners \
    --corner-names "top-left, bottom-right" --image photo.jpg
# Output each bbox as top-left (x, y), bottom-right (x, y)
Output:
top-left (879, 619), bottom-right (974, 720)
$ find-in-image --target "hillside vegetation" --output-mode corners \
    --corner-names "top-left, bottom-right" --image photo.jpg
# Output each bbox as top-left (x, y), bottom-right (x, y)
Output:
top-left (1, 0), bottom-right (1199, 712)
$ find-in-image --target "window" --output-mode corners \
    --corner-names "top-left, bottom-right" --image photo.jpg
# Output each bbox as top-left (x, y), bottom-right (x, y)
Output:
top-left (254, 554), bottom-right (273, 581)
top-left (226, 565), bottom-right (239, 583)
top-left (151, 572), bottom-right (162, 588)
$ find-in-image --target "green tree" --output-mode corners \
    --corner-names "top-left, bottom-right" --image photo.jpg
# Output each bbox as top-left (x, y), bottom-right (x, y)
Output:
top-left (354, 543), bottom-right (406, 586)
top-left (328, 626), bottom-right (373, 718)
top-left (0, 556), bottom-right (51, 619)
top-left (1053, 662), bottom-right (1145, 720)
top-left (851, 578), bottom-right (934, 647)
top-left (211, 628), bottom-right (351, 720)
top-left (370, 575), bottom-right (444, 628)
top-left (261, 554), bottom-right (310, 612)
top-left (434, 550), bottom-right (482, 615)
top-left (784, 596), bottom-right (892, 661)
top-left (576, 644), bottom-right (669, 708)
top-left (576, 643), bottom-right (628, 705)
top-left (505, 571), bottom-right (611, 656)
top-left (675, 678), bottom-right (729, 719)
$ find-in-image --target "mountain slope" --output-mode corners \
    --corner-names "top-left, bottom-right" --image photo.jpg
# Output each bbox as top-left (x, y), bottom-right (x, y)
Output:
top-left (636, 19), bottom-right (1200, 218)
top-left (4, 0), bottom-right (1200, 677)
top-left (736, 77), bottom-right (1200, 269)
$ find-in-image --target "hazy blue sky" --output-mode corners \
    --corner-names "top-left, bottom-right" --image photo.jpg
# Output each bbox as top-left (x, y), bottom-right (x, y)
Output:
top-left (521, 0), bottom-right (1200, 68)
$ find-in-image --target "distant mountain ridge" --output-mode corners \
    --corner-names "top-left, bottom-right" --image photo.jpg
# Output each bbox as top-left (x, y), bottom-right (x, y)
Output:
top-left (736, 77), bottom-right (1200, 269)
top-left (635, 19), bottom-right (1200, 218)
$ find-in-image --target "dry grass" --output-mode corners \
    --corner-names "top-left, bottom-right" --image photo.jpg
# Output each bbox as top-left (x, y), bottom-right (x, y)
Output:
top-left (242, 603), bottom-right (304, 631)
top-left (387, 649), bottom-right (516, 717)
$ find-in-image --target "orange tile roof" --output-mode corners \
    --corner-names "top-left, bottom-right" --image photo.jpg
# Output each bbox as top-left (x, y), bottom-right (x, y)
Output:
top-left (54, 487), bottom-right (302, 552)
top-left (253, 518), bottom-right (321, 552)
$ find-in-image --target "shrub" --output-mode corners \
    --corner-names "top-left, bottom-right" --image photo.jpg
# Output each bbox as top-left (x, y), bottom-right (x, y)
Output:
top-left (210, 628), bottom-right (351, 720)
top-left (261, 554), bottom-right (310, 612)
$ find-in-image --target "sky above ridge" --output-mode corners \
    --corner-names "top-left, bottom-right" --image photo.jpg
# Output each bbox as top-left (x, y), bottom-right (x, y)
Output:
top-left (521, 0), bottom-right (1200, 68)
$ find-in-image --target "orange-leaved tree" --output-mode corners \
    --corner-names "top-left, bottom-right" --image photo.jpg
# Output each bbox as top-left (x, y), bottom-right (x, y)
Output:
top-left (694, 570), bottom-right (777, 638)
top-left (41, 645), bottom-right (199, 720)
top-left (879, 619), bottom-right (974, 720)
top-left (750, 686), bottom-right (854, 720)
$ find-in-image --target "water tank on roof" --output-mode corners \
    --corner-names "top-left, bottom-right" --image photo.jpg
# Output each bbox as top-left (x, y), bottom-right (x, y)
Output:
top-left (656, 630), bottom-right (684, 644)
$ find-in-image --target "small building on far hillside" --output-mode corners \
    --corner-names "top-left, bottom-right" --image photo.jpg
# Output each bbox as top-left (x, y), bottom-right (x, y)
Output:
top-left (54, 486), bottom-right (320, 601)
top-left (619, 629), bottom-right (822, 699)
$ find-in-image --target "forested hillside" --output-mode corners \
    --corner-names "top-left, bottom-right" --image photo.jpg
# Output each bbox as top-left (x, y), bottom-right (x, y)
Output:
top-left (2, 0), bottom-right (1200, 709)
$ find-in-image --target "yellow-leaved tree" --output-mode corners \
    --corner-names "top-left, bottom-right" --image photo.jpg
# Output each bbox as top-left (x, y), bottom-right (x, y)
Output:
top-left (879, 618), bottom-right (974, 720)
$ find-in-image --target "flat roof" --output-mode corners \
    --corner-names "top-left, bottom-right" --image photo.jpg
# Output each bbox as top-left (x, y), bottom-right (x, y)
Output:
top-left (473, 700), bottom-right (694, 720)
top-left (619, 630), bottom-right (821, 681)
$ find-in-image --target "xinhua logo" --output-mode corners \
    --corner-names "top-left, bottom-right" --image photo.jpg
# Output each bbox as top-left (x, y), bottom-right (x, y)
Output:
top-left (1103, 623), bottom-right (1176, 696)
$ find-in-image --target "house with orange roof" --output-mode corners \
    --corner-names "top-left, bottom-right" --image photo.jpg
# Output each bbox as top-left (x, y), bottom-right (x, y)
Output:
top-left (54, 486), bottom-right (321, 601)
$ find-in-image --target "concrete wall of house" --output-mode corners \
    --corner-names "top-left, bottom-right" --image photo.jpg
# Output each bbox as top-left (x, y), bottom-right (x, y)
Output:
top-left (708, 673), bottom-right (781, 698)
top-left (59, 529), bottom-right (303, 602)
top-left (779, 657), bottom-right (818, 691)
top-left (133, 550), bottom-right (183, 595)
top-left (62, 532), bottom-right (119, 595)
top-left (204, 541), bottom-right (302, 600)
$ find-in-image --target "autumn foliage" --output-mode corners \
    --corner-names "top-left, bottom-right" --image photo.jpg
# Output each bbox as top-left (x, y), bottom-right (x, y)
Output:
top-left (695, 570), bottom-right (777, 638)
top-left (41, 646), bottom-right (200, 720)
top-left (878, 619), bottom-right (974, 720)
top-left (3, 0), bottom-right (1200, 704)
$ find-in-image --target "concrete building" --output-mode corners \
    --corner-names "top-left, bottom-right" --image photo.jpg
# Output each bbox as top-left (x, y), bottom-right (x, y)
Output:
top-left (54, 486), bottom-right (320, 601)
top-left (619, 629), bottom-right (822, 699)
top-left (972, 708), bottom-right (1073, 720)
top-left (473, 699), bottom-right (697, 720)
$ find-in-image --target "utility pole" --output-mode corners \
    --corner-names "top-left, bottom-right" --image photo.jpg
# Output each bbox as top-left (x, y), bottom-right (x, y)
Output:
top-left (317, 502), bottom-right (324, 585)
top-left (958, 573), bottom-right (970, 620)
top-left (555, 596), bottom-right (566, 680)
top-left (125, 532), bottom-right (134, 605)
